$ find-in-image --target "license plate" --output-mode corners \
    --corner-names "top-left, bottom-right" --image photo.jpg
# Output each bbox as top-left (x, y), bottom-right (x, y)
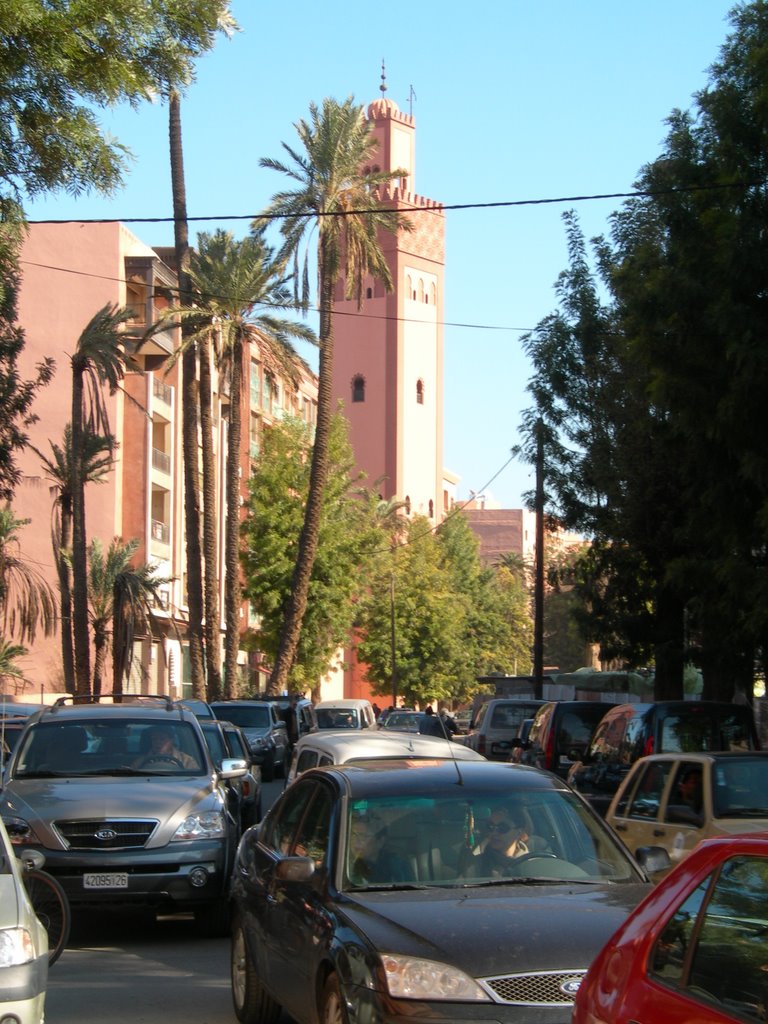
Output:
top-left (83, 872), bottom-right (128, 889)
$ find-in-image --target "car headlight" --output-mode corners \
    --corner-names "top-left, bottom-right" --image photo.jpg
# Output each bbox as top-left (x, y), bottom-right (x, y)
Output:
top-left (172, 811), bottom-right (226, 841)
top-left (380, 954), bottom-right (490, 1001)
top-left (2, 816), bottom-right (43, 845)
top-left (0, 928), bottom-right (35, 967)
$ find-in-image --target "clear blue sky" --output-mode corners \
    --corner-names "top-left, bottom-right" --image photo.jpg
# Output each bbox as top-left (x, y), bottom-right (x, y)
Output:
top-left (23, 0), bottom-right (737, 508)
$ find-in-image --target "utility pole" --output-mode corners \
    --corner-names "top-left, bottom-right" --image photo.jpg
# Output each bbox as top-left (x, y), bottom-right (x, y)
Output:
top-left (533, 420), bottom-right (545, 699)
top-left (390, 572), bottom-right (397, 707)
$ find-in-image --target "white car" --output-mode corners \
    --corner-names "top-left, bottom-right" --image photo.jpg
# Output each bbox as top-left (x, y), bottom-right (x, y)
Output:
top-left (0, 816), bottom-right (48, 1024)
top-left (287, 728), bottom-right (486, 782)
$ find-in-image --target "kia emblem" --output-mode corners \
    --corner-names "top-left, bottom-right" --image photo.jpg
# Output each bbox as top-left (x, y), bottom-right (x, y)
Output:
top-left (94, 828), bottom-right (118, 842)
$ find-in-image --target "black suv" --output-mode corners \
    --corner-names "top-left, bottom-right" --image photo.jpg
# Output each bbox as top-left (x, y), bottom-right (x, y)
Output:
top-left (521, 700), bottom-right (615, 779)
top-left (0, 696), bottom-right (247, 933)
top-left (568, 699), bottom-right (761, 817)
top-left (210, 701), bottom-right (290, 781)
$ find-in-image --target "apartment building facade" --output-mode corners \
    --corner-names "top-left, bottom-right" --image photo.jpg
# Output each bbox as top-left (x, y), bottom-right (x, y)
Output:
top-left (14, 221), bottom-right (317, 699)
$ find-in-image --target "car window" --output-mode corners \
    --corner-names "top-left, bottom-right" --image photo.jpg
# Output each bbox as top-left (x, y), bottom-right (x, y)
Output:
top-left (212, 705), bottom-right (270, 729)
top-left (624, 760), bottom-right (674, 820)
top-left (665, 761), bottom-right (704, 822)
top-left (658, 706), bottom-right (756, 753)
top-left (14, 718), bottom-right (205, 775)
top-left (651, 855), bottom-right (768, 1021)
top-left (588, 709), bottom-right (630, 762)
top-left (712, 758), bottom-right (768, 816)
top-left (293, 786), bottom-right (333, 867)
top-left (202, 724), bottom-right (227, 766)
top-left (261, 779), bottom-right (320, 856)
top-left (296, 748), bottom-right (319, 774)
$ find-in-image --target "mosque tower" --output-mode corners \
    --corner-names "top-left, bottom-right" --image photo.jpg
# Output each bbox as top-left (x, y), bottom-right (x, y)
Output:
top-left (330, 67), bottom-right (446, 522)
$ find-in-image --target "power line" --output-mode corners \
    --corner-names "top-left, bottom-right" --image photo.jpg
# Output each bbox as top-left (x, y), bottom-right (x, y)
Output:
top-left (26, 177), bottom-right (766, 228)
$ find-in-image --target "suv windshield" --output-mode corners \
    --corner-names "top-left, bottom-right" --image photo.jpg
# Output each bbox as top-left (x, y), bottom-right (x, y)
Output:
top-left (13, 719), bottom-right (205, 777)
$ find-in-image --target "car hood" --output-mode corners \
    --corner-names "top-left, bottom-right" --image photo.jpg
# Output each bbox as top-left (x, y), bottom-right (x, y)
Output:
top-left (1, 775), bottom-right (223, 849)
top-left (340, 882), bottom-right (650, 974)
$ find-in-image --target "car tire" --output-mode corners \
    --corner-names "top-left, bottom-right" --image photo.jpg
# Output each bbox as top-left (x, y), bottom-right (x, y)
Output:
top-left (194, 899), bottom-right (231, 937)
top-left (231, 915), bottom-right (281, 1024)
top-left (320, 973), bottom-right (348, 1024)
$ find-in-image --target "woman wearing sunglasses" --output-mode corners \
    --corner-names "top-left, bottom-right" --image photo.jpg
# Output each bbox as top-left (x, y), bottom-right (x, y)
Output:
top-left (463, 807), bottom-right (530, 878)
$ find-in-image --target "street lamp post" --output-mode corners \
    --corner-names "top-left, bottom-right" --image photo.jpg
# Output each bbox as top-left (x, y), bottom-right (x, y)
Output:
top-left (390, 572), bottom-right (397, 707)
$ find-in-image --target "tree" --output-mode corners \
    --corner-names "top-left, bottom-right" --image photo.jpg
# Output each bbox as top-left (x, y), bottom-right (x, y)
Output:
top-left (31, 426), bottom-right (115, 693)
top-left (259, 96), bottom-right (412, 693)
top-left (157, 228), bottom-right (314, 696)
top-left (1, 1), bottom-right (235, 205)
top-left (0, 507), bottom-right (56, 646)
top-left (70, 304), bottom-right (132, 697)
top-left (87, 537), bottom-right (169, 698)
top-left (241, 412), bottom-right (375, 696)
top-left (0, 639), bottom-right (30, 696)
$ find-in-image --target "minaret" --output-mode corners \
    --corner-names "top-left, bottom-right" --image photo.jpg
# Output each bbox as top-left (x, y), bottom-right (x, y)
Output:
top-left (330, 66), bottom-right (445, 522)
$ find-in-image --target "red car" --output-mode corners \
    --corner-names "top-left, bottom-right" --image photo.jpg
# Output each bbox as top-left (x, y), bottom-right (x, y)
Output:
top-left (573, 832), bottom-right (768, 1024)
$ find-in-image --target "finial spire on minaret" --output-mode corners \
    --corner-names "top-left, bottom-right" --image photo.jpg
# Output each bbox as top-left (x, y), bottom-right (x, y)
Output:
top-left (380, 59), bottom-right (387, 95)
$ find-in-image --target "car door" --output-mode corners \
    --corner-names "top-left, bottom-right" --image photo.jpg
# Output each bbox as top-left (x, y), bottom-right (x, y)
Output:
top-left (258, 778), bottom-right (336, 1022)
top-left (610, 759), bottom-right (677, 858)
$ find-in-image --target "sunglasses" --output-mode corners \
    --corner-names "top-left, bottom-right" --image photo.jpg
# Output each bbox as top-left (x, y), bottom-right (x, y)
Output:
top-left (486, 821), bottom-right (517, 834)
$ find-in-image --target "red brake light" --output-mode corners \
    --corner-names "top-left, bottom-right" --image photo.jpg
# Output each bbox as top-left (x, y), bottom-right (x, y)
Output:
top-left (643, 736), bottom-right (654, 756)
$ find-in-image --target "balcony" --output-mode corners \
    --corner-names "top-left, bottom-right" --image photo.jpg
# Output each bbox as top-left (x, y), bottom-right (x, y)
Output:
top-left (152, 448), bottom-right (171, 475)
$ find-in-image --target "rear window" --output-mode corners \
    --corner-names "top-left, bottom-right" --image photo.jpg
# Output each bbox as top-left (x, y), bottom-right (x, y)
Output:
top-left (212, 704), bottom-right (270, 729)
top-left (316, 708), bottom-right (360, 729)
top-left (658, 706), bottom-right (757, 753)
top-left (489, 703), bottom-right (541, 731)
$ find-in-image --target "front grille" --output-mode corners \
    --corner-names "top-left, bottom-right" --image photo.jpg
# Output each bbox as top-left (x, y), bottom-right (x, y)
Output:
top-left (480, 969), bottom-right (586, 1006)
top-left (54, 819), bottom-right (158, 850)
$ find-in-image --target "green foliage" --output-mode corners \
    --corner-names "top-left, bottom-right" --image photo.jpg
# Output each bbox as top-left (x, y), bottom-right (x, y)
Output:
top-left (0, 507), bottom-right (56, 645)
top-left (241, 413), bottom-right (376, 691)
top-left (518, 1), bottom-right (768, 698)
top-left (356, 514), bottom-right (532, 708)
top-left (0, 0), bottom-right (236, 201)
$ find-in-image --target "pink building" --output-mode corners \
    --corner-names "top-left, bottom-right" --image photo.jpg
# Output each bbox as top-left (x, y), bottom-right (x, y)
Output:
top-left (14, 221), bottom-right (317, 699)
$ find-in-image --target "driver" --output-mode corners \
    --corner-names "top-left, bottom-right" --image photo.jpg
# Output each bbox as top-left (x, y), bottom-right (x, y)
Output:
top-left (134, 726), bottom-right (196, 769)
top-left (464, 807), bottom-right (530, 877)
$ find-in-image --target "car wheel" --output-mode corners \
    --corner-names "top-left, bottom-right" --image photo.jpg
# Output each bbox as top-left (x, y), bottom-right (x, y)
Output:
top-left (194, 899), bottom-right (231, 937)
top-left (320, 973), bottom-right (348, 1024)
top-left (231, 915), bottom-right (281, 1024)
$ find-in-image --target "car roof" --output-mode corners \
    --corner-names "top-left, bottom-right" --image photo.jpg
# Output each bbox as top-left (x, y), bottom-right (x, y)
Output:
top-left (24, 698), bottom-right (201, 725)
top-left (315, 698), bottom-right (372, 709)
top-left (210, 699), bottom-right (273, 707)
top-left (305, 758), bottom-right (570, 797)
top-left (293, 730), bottom-right (485, 762)
top-left (630, 750), bottom-right (768, 767)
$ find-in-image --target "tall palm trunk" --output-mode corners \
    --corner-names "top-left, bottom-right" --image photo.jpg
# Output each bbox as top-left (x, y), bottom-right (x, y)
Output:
top-left (169, 90), bottom-right (206, 697)
top-left (199, 333), bottom-right (222, 699)
top-left (223, 335), bottom-right (244, 697)
top-left (57, 492), bottom-right (75, 692)
top-left (269, 262), bottom-right (334, 693)
top-left (70, 366), bottom-right (90, 696)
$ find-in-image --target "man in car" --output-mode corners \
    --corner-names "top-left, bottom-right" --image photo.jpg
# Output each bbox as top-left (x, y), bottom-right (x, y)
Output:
top-left (347, 813), bottom-right (414, 885)
top-left (463, 807), bottom-right (531, 876)
top-left (134, 726), bottom-right (197, 769)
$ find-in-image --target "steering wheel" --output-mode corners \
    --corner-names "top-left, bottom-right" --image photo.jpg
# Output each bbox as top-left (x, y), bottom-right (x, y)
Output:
top-left (141, 754), bottom-right (183, 768)
top-left (513, 852), bottom-right (557, 864)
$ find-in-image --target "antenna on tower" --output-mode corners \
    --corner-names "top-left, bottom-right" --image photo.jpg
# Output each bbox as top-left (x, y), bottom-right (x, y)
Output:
top-left (408, 84), bottom-right (417, 117)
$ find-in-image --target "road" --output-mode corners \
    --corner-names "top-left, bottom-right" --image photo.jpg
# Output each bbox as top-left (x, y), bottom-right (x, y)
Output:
top-left (45, 778), bottom-right (288, 1024)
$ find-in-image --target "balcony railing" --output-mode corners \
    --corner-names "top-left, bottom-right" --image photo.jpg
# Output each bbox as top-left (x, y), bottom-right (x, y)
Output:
top-left (151, 520), bottom-right (169, 543)
top-left (152, 448), bottom-right (171, 474)
top-left (153, 379), bottom-right (173, 405)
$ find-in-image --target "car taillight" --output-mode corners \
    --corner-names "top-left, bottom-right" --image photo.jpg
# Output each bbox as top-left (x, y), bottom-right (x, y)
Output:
top-left (643, 737), bottom-right (654, 756)
top-left (242, 780), bottom-right (251, 797)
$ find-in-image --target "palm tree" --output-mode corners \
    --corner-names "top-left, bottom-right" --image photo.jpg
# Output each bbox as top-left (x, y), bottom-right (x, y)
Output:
top-left (156, 227), bottom-right (314, 697)
top-left (31, 426), bottom-right (115, 693)
top-left (0, 639), bottom-right (30, 697)
top-left (259, 96), bottom-right (412, 693)
top-left (0, 508), bottom-right (56, 646)
top-left (70, 304), bottom-right (132, 697)
top-left (87, 537), bottom-right (171, 698)
top-left (168, 89), bottom-right (206, 700)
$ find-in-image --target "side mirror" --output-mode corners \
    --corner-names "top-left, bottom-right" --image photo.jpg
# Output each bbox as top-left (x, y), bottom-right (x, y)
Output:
top-left (634, 845), bottom-right (672, 876)
top-left (219, 757), bottom-right (248, 779)
top-left (275, 855), bottom-right (316, 883)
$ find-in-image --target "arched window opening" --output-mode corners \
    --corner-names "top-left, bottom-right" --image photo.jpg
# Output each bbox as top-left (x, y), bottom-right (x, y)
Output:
top-left (352, 375), bottom-right (365, 403)
top-left (429, 499), bottom-right (434, 518)
top-left (366, 286), bottom-right (373, 299)
top-left (405, 495), bottom-right (411, 515)
top-left (416, 379), bottom-right (424, 405)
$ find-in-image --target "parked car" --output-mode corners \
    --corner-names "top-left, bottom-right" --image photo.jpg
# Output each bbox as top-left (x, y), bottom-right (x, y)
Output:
top-left (520, 700), bottom-right (614, 779)
top-left (0, 815), bottom-right (48, 1024)
top-left (0, 696), bottom-right (247, 934)
top-left (605, 750), bottom-right (768, 878)
top-left (568, 700), bottom-right (761, 817)
top-left (378, 709), bottom-right (424, 733)
top-left (314, 698), bottom-right (377, 730)
top-left (230, 759), bottom-right (667, 1024)
top-left (509, 717), bottom-right (534, 763)
top-left (286, 728), bottom-right (486, 783)
top-left (573, 832), bottom-right (768, 1024)
top-left (199, 719), bottom-right (262, 830)
top-left (176, 697), bottom-right (215, 719)
top-left (458, 698), bottom-right (546, 760)
top-left (453, 708), bottom-right (473, 734)
top-left (252, 695), bottom-right (316, 746)
top-left (210, 700), bottom-right (290, 781)
top-left (1, 713), bottom-right (31, 767)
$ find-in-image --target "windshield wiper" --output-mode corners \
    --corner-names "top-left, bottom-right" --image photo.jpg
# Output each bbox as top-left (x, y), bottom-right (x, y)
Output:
top-left (348, 882), bottom-right (429, 892)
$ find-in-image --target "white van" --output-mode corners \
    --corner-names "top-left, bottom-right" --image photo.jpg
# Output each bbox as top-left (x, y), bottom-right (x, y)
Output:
top-left (314, 698), bottom-right (377, 731)
top-left (287, 729), bottom-right (486, 783)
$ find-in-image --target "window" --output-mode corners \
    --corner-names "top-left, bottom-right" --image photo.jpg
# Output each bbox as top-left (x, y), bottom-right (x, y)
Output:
top-left (625, 761), bottom-right (673, 819)
top-left (429, 499), bottom-right (434, 518)
top-left (405, 495), bottom-right (411, 515)
top-left (651, 856), bottom-right (768, 1021)
top-left (416, 379), bottom-right (424, 404)
top-left (352, 375), bottom-right (365, 403)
